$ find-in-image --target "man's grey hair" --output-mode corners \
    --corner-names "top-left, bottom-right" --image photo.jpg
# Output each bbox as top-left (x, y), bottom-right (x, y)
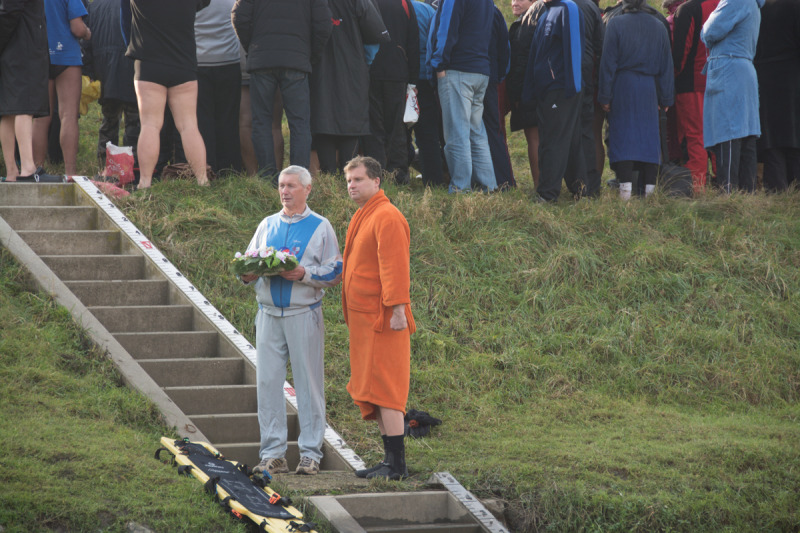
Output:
top-left (279, 165), bottom-right (313, 186)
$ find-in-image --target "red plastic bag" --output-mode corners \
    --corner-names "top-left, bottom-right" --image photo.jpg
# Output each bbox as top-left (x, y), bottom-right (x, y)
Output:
top-left (104, 142), bottom-right (135, 185)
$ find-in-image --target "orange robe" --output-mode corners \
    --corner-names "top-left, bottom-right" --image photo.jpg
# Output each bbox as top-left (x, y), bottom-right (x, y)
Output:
top-left (342, 190), bottom-right (416, 420)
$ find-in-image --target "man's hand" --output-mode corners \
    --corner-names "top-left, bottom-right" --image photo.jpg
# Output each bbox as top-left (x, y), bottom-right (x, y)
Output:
top-left (241, 273), bottom-right (258, 283)
top-left (390, 304), bottom-right (408, 331)
top-left (437, 70), bottom-right (446, 79)
top-left (601, 103), bottom-right (610, 112)
top-left (279, 265), bottom-right (306, 281)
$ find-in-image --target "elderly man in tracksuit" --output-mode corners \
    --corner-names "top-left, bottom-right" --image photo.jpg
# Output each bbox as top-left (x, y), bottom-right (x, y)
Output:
top-left (241, 165), bottom-right (342, 477)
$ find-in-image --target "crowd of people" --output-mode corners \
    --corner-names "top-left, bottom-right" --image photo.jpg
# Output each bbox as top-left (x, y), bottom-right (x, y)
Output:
top-left (1, 0), bottom-right (797, 195)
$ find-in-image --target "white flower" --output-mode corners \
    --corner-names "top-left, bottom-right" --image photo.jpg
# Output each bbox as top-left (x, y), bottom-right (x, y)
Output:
top-left (234, 252), bottom-right (242, 259)
top-left (275, 251), bottom-right (288, 263)
top-left (259, 248), bottom-right (269, 258)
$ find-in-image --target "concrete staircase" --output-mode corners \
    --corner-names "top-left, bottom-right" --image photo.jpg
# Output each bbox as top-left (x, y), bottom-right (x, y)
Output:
top-left (0, 183), bottom-right (349, 472)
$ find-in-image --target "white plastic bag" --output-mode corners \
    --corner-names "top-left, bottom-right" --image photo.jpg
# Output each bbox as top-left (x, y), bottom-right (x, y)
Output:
top-left (404, 84), bottom-right (419, 126)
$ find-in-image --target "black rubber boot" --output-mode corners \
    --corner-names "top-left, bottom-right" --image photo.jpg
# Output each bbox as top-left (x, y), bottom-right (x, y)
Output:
top-left (356, 435), bottom-right (389, 478)
top-left (366, 435), bottom-right (407, 480)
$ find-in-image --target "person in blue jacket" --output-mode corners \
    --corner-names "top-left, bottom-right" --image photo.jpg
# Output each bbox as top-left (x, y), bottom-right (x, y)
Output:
top-left (701, 0), bottom-right (764, 193)
top-left (409, 0), bottom-right (445, 187)
top-left (522, 0), bottom-right (585, 202)
top-left (428, 0), bottom-right (498, 193)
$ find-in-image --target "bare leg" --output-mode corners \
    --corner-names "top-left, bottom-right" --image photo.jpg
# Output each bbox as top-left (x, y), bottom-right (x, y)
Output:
top-left (272, 89), bottom-right (285, 170)
top-left (167, 80), bottom-right (208, 185)
top-left (376, 407), bottom-right (405, 436)
top-left (1, 115), bottom-right (19, 180)
top-left (134, 80), bottom-right (167, 189)
top-left (55, 66), bottom-right (82, 175)
top-left (32, 80), bottom-right (56, 167)
top-left (239, 85), bottom-right (258, 175)
top-left (525, 126), bottom-right (540, 187)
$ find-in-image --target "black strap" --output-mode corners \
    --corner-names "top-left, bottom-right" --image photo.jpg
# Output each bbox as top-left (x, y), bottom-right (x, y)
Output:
top-left (204, 475), bottom-right (219, 495)
top-left (289, 521), bottom-right (317, 532)
top-left (177, 465), bottom-right (193, 476)
top-left (154, 447), bottom-right (174, 464)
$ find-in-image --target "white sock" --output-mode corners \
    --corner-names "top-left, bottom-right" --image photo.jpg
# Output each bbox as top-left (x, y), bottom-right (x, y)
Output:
top-left (619, 182), bottom-right (632, 201)
top-left (645, 184), bottom-right (655, 197)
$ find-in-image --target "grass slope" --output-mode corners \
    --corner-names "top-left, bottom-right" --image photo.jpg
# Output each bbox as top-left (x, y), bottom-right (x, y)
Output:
top-left (112, 173), bottom-right (800, 532)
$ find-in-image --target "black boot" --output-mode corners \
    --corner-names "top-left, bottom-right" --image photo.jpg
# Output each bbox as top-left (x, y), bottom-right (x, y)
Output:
top-left (366, 435), bottom-right (407, 480)
top-left (356, 435), bottom-right (389, 478)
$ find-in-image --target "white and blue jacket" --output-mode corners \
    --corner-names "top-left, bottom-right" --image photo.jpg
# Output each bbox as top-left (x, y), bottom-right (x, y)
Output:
top-left (245, 206), bottom-right (342, 317)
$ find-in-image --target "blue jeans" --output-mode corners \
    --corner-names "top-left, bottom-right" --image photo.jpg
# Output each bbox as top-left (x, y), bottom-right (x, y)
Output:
top-left (437, 70), bottom-right (497, 192)
top-left (250, 68), bottom-right (312, 178)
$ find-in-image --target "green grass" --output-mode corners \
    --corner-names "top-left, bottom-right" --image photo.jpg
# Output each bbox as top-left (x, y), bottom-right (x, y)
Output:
top-left (3, 8), bottom-right (800, 528)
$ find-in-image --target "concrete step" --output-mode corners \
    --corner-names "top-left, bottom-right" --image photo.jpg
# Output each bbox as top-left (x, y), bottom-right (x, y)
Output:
top-left (0, 206), bottom-right (97, 230)
top-left (216, 442), bottom-right (352, 472)
top-left (17, 230), bottom-right (120, 255)
top-left (114, 331), bottom-right (218, 359)
top-left (90, 305), bottom-right (194, 333)
top-left (0, 183), bottom-right (74, 206)
top-left (310, 493), bottom-right (484, 533)
top-left (64, 280), bottom-right (168, 306)
top-left (191, 413), bottom-right (299, 444)
top-left (41, 255), bottom-right (144, 281)
top-left (138, 357), bottom-right (244, 387)
top-left (164, 384), bottom-right (257, 415)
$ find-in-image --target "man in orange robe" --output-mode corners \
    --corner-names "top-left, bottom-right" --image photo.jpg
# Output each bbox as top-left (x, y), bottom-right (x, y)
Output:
top-left (342, 155), bottom-right (416, 480)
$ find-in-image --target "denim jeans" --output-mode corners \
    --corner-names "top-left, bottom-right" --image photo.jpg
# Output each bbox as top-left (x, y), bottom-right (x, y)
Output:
top-left (437, 70), bottom-right (497, 192)
top-left (251, 68), bottom-right (312, 178)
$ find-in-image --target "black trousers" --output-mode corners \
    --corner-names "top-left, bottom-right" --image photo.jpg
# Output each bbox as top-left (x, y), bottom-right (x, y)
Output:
top-left (314, 134), bottom-right (359, 175)
top-left (483, 80), bottom-right (515, 189)
top-left (98, 99), bottom-right (140, 163)
top-left (762, 147), bottom-right (800, 192)
top-left (412, 79), bottom-right (445, 187)
top-left (536, 89), bottom-right (586, 201)
top-left (361, 78), bottom-right (409, 182)
top-left (712, 136), bottom-right (757, 193)
top-left (580, 89), bottom-right (600, 196)
top-left (197, 63), bottom-right (242, 174)
top-left (611, 160), bottom-right (658, 195)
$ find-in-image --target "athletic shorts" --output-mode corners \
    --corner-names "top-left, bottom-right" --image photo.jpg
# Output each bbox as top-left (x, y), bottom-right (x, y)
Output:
top-left (48, 64), bottom-right (70, 80)
top-left (134, 60), bottom-right (196, 88)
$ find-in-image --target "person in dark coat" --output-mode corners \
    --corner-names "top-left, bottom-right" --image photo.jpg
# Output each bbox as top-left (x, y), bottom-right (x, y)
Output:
top-left (0, 0), bottom-right (49, 181)
top-left (755, 0), bottom-right (800, 192)
top-left (507, 0), bottom-right (545, 187)
top-left (83, 0), bottom-right (139, 165)
top-left (310, 0), bottom-right (389, 175)
top-left (232, 0), bottom-right (332, 180)
top-left (361, 0), bottom-right (418, 185)
top-left (573, 0), bottom-right (604, 197)
top-left (598, 0), bottom-right (674, 199)
top-left (483, 4), bottom-right (514, 188)
top-left (522, 0), bottom-right (585, 202)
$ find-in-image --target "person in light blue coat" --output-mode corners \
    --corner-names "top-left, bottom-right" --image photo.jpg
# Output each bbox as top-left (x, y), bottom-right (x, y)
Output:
top-left (701, 0), bottom-right (764, 193)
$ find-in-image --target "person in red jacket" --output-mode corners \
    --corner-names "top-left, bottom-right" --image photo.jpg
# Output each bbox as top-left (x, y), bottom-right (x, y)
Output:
top-left (671, 0), bottom-right (719, 192)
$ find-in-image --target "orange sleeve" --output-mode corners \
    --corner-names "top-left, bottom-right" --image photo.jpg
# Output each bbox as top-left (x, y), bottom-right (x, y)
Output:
top-left (376, 208), bottom-right (411, 308)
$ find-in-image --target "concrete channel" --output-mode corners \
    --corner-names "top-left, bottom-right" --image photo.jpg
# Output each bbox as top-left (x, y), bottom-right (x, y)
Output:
top-left (0, 180), bottom-right (510, 533)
